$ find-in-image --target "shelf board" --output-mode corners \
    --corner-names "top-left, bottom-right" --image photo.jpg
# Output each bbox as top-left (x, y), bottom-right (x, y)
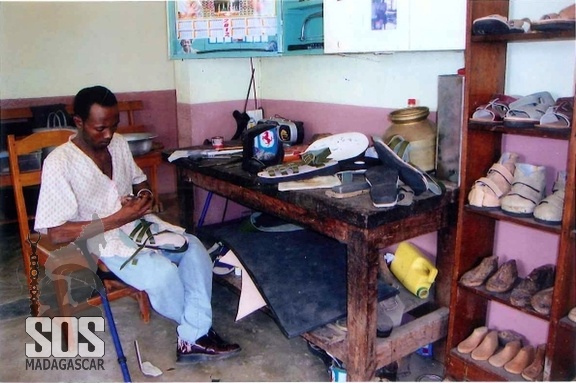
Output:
top-left (471, 29), bottom-right (575, 43)
top-left (465, 205), bottom-right (563, 234)
top-left (468, 121), bottom-right (572, 140)
top-left (448, 348), bottom-right (525, 381)
top-left (459, 282), bottom-right (550, 321)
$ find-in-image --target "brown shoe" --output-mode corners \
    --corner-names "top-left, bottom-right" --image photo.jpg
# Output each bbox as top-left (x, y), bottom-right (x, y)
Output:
top-left (521, 344), bottom-right (546, 381)
top-left (460, 256), bottom-right (498, 287)
top-left (457, 326), bottom-right (489, 354)
top-left (531, 287), bottom-right (554, 315)
top-left (510, 264), bottom-right (555, 307)
top-left (176, 329), bottom-right (241, 363)
top-left (471, 330), bottom-right (499, 361)
top-left (505, 345), bottom-right (535, 374)
top-left (486, 259), bottom-right (518, 293)
top-left (488, 340), bottom-right (521, 367)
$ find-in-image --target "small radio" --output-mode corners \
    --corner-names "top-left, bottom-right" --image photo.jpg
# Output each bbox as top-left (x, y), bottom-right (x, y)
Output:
top-left (258, 117), bottom-right (304, 145)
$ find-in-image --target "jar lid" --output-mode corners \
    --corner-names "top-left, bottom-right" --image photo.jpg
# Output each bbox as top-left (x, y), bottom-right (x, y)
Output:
top-left (389, 106), bottom-right (430, 123)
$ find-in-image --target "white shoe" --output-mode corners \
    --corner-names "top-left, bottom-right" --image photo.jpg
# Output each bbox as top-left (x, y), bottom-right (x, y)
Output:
top-left (533, 171), bottom-right (566, 225)
top-left (501, 163), bottom-right (546, 217)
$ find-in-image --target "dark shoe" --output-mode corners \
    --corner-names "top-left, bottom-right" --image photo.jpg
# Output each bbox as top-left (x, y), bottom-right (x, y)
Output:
top-left (510, 264), bottom-right (555, 308)
top-left (498, 329), bottom-right (525, 346)
top-left (486, 259), bottom-right (518, 293)
top-left (176, 330), bottom-right (241, 363)
top-left (531, 287), bottom-right (554, 315)
top-left (365, 166), bottom-right (399, 208)
top-left (459, 256), bottom-right (499, 287)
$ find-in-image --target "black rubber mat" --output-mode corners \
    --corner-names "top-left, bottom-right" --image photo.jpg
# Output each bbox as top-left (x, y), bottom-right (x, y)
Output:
top-left (199, 218), bottom-right (398, 338)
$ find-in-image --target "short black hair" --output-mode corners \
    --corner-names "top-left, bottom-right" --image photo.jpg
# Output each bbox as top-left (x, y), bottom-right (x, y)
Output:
top-left (73, 86), bottom-right (118, 121)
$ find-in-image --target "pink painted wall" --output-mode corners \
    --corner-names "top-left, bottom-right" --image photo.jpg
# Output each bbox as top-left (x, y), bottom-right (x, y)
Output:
top-left (1, 89), bottom-right (178, 194)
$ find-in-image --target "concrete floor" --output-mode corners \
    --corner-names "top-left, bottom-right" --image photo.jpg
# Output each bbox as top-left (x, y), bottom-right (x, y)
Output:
top-left (0, 194), bottom-right (444, 382)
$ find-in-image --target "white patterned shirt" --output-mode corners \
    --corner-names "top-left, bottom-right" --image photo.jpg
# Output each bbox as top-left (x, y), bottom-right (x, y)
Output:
top-left (34, 133), bottom-right (147, 258)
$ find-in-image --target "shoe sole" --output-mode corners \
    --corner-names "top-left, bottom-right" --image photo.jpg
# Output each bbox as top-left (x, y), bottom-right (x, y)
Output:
top-left (372, 136), bottom-right (427, 195)
top-left (176, 348), bottom-right (241, 364)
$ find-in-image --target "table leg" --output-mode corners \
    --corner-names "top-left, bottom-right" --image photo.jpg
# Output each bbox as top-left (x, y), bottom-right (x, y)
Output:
top-left (346, 230), bottom-right (379, 381)
top-left (177, 168), bottom-right (196, 232)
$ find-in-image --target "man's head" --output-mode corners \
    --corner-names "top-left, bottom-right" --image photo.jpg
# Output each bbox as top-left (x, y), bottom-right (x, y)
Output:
top-left (72, 86), bottom-right (120, 151)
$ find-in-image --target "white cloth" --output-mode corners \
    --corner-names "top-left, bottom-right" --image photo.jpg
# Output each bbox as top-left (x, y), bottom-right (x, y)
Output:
top-left (35, 133), bottom-right (158, 258)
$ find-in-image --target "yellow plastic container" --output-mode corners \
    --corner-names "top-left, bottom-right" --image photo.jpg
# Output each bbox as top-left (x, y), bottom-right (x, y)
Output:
top-left (389, 242), bottom-right (438, 299)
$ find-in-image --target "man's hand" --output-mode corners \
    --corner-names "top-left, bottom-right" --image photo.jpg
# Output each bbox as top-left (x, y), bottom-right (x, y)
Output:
top-left (120, 192), bottom-right (154, 220)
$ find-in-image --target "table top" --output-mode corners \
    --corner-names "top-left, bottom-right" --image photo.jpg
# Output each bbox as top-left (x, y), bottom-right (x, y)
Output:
top-left (164, 146), bottom-right (458, 230)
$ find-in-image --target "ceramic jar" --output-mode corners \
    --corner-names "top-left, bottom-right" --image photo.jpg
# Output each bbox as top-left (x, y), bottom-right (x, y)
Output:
top-left (383, 106), bottom-right (437, 172)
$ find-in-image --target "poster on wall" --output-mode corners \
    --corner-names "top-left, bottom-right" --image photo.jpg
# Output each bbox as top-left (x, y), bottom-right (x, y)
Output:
top-left (167, 0), bottom-right (282, 59)
top-left (370, 0), bottom-right (397, 31)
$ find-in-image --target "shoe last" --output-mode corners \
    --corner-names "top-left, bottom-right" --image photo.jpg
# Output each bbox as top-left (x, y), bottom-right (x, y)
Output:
top-left (531, 287), bottom-right (554, 315)
top-left (457, 326), bottom-right (489, 354)
top-left (521, 344), bottom-right (546, 381)
top-left (459, 255), bottom-right (498, 287)
top-left (486, 259), bottom-right (518, 293)
top-left (533, 170), bottom-right (566, 224)
top-left (505, 345), bottom-right (535, 374)
top-left (501, 163), bottom-right (546, 217)
top-left (471, 330), bottom-right (499, 361)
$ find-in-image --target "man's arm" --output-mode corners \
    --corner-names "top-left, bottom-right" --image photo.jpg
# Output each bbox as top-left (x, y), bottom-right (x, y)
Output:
top-left (47, 190), bottom-right (153, 244)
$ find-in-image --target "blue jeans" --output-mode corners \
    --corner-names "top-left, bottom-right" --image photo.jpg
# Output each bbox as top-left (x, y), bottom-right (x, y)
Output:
top-left (101, 233), bottom-right (213, 343)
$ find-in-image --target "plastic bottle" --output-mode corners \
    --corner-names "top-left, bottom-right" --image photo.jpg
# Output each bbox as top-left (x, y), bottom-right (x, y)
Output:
top-left (387, 242), bottom-right (438, 299)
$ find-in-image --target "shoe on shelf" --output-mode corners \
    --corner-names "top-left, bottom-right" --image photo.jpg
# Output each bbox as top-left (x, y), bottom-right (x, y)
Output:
top-left (569, 307), bottom-right (576, 323)
top-left (505, 345), bottom-right (535, 374)
top-left (472, 14), bottom-right (531, 35)
top-left (536, 97), bottom-right (574, 129)
top-left (501, 163), bottom-right (547, 217)
top-left (468, 152), bottom-right (519, 209)
top-left (531, 4), bottom-right (576, 31)
top-left (176, 328), bottom-right (241, 363)
top-left (503, 92), bottom-right (556, 128)
top-left (531, 287), bottom-right (554, 315)
top-left (470, 94), bottom-right (520, 124)
top-left (509, 264), bottom-right (555, 308)
top-left (471, 330), bottom-right (499, 361)
top-left (521, 344), bottom-right (546, 381)
top-left (533, 170), bottom-right (566, 225)
top-left (457, 326), bottom-right (489, 354)
top-left (485, 259), bottom-right (518, 293)
top-left (459, 255), bottom-right (498, 287)
top-left (488, 340), bottom-right (522, 368)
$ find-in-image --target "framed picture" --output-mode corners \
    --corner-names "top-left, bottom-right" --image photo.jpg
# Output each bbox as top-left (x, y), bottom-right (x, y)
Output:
top-left (167, 0), bottom-right (282, 59)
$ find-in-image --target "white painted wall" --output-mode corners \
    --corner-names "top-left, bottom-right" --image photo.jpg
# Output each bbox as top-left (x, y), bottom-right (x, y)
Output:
top-left (0, 1), bottom-right (175, 99)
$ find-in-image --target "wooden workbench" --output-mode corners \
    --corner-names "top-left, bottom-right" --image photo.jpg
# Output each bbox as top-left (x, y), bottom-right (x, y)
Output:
top-left (167, 150), bottom-right (458, 381)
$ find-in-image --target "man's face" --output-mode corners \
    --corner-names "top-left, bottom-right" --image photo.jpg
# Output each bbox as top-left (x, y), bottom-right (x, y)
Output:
top-left (74, 104), bottom-right (119, 150)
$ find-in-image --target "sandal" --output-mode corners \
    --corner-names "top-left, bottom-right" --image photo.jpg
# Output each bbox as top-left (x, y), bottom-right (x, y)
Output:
top-left (470, 94), bottom-right (519, 124)
top-left (468, 152), bottom-right (519, 209)
top-left (365, 166), bottom-right (399, 208)
top-left (503, 92), bottom-right (555, 128)
top-left (535, 96), bottom-right (574, 129)
top-left (500, 163), bottom-right (547, 217)
top-left (472, 14), bottom-right (531, 35)
top-left (532, 4), bottom-right (575, 32)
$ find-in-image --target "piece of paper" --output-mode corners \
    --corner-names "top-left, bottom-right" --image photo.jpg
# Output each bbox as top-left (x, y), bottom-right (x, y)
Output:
top-left (167, 148), bottom-right (243, 162)
top-left (220, 250), bottom-right (267, 321)
top-left (278, 175), bottom-right (341, 191)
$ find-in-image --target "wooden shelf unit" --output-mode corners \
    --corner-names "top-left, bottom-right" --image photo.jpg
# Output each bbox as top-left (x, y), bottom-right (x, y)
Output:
top-left (445, 1), bottom-right (576, 381)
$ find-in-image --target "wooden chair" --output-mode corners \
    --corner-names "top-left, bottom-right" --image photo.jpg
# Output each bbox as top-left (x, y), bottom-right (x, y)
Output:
top-left (7, 130), bottom-right (151, 322)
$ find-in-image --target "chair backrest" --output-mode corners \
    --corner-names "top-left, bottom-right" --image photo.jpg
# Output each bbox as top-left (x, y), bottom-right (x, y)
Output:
top-left (7, 129), bottom-right (76, 284)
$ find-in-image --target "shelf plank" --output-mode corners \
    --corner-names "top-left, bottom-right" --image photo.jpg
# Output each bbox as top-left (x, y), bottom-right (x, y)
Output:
top-left (465, 205), bottom-right (563, 234)
top-left (471, 29), bottom-right (575, 43)
top-left (459, 282), bottom-right (551, 321)
top-left (468, 121), bottom-right (572, 140)
top-left (448, 348), bottom-right (525, 381)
